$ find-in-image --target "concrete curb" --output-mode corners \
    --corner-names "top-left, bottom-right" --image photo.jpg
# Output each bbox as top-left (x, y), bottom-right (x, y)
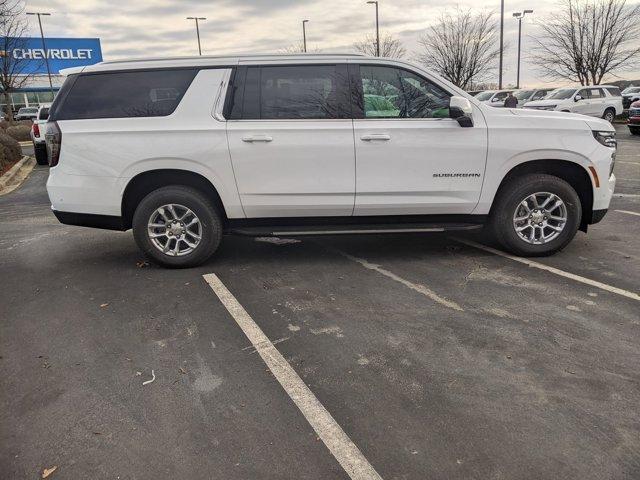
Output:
top-left (0, 156), bottom-right (36, 196)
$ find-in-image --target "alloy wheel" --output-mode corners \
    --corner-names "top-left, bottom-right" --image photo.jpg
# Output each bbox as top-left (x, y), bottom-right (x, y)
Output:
top-left (512, 192), bottom-right (567, 245)
top-left (147, 203), bottom-right (202, 256)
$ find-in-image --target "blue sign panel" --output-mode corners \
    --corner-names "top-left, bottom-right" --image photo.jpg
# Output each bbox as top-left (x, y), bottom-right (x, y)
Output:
top-left (8, 38), bottom-right (102, 74)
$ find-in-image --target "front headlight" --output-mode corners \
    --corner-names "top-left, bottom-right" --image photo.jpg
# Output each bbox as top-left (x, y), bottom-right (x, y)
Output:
top-left (593, 130), bottom-right (617, 148)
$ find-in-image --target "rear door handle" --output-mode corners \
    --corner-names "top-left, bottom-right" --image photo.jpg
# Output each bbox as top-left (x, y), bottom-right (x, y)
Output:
top-left (242, 135), bottom-right (273, 143)
top-left (360, 134), bottom-right (391, 141)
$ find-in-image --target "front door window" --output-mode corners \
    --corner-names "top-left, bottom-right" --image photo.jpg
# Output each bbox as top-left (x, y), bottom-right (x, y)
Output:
top-left (359, 65), bottom-right (451, 119)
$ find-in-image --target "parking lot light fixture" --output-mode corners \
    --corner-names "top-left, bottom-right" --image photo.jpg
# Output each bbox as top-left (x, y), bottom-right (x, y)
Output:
top-left (302, 20), bottom-right (309, 53)
top-left (186, 17), bottom-right (206, 56)
top-left (366, 1), bottom-right (380, 57)
top-left (513, 10), bottom-right (533, 89)
top-left (26, 12), bottom-right (54, 98)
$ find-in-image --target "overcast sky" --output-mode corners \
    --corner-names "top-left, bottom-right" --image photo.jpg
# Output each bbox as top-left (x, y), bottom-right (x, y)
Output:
top-left (22, 0), bottom-right (640, 87)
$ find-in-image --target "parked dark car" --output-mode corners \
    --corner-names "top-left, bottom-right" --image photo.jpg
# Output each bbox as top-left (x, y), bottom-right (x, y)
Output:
top-left (628, 100), bottom-right (640, 135)
top-left (622, 87), bottom-right (640, 110)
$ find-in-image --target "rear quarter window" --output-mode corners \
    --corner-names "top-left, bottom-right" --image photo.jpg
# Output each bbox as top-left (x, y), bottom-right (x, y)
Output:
top-left (605, 87), bottom-right (621, 97)
top-left (53, 69), bottom-right (198, 120)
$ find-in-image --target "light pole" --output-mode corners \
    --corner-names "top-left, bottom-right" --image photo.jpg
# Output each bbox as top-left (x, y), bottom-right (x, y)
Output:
top-left (186, 17), bottom-right (206, 55)
top-left (513, 10), bottom-right (533, 89)
top-left (498, 0), bottom-right (504, 89)
top-left (302, 19), bottom-right (309, 52)
top-left (26, 12), bottom-right (54, 98)
top-left (366, 1), bottom-right (380, 57)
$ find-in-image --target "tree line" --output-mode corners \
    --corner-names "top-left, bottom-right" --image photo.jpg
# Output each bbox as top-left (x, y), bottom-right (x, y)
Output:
top-left (287, 0), bottom-right (639, 90)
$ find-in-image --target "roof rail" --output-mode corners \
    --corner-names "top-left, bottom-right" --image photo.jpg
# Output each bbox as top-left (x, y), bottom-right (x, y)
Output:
top-left (100, 52), bottom-right (365, 65)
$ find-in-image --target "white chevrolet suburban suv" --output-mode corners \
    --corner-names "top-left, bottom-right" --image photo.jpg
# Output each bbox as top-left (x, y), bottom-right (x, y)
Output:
top-left (46, 54), bottom-right (617, 268)
top-left (523, 85), bottom-right (624, 122)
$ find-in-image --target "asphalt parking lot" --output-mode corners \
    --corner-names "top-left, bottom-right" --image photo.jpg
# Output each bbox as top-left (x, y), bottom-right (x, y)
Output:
top-left (1, 126), bottom-right (639, 479)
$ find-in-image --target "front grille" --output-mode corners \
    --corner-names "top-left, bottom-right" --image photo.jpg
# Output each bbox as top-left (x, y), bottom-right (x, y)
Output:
top-left (629, 108), bottom-right (640, 117)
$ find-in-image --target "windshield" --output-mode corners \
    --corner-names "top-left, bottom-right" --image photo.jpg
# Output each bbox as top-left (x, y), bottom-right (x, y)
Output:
top-left (476, 91), bottom-right (495, 101)
top-left (514, 90), bottom-right (534, 100)
top-left (548, 88), bottom-right (576, 100)
top-left (623, 87), bottom-right (640, 94)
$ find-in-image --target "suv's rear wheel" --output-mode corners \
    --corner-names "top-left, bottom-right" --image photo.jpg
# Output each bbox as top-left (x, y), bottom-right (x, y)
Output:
top-left (489, 174), bottom-right (581, 257)
top-left (603, 108), bottom-right (616, 123)
top-left (132, 186), bottom-right (222, 268)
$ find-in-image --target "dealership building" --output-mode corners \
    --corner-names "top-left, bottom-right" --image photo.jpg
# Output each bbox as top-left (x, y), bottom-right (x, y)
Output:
top-left (2, 37), bottom-right (102, 112)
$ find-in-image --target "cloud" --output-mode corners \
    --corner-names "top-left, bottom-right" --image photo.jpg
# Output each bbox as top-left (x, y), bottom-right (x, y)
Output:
top-left (21, 0), bottom-right (640, 86)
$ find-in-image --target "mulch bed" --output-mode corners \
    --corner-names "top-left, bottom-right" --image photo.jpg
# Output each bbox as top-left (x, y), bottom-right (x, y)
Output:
top-left (0, 159), bottom-right (20, 177)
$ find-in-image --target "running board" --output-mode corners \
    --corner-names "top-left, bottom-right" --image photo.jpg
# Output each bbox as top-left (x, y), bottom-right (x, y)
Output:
top-left (227, 223), bottom-right (483, 237)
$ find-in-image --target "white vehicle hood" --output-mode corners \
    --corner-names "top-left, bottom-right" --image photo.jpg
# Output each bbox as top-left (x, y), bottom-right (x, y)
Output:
top-left (512, 108), bottom-right (613, 131)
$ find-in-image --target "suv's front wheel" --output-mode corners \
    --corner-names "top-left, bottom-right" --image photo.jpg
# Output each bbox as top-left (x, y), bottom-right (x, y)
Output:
top-left (132, 186), bottom-right (222, 268)
top-left (489, 174), bottom-right (581, 256)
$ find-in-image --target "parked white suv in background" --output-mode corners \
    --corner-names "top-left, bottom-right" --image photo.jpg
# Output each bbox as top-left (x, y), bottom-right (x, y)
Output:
top-left (475, 89), bottom-right (513, 106)
top-left (46, 54), bottom-right (616, 267)
top-left (524, 85), bottom-right (623, 122)
top-left (30, 104), bottom-right (51, 165)
top-left (512, 88), bottom-right (555, 107)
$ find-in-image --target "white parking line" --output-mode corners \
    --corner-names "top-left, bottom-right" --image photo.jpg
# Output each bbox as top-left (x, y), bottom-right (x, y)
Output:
top-left (335, 249), bottom-right (463, 311)
top-left (614, 209), bottom-right (640, 217)
top-left (203, 273), bottom-right (384, 480)
top-left (454, 238), bottom-right (640, 302)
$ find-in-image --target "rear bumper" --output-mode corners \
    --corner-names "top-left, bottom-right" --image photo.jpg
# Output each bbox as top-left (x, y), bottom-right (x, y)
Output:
top-left (53, 210), bottom-right (126, 231)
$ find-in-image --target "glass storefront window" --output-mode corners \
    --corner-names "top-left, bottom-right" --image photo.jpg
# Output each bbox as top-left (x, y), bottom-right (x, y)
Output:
top-left (26, 92), bottom-right (38, 105)
top-left (37, 91), bottom-right (55, 103)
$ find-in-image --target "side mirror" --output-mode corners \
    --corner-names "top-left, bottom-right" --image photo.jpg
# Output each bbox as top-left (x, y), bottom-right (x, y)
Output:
top-left (491, 97), bottom-right (500, 102)
top-left (450, 96), bottom-right (474, 127)
top-left (574, 94), bottom-right (582, 102)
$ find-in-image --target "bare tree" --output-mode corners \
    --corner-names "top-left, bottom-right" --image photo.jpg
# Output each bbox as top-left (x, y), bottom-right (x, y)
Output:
top-left (530, 0), bottom-right (640, 85)
top-left (354, 34), bottom-right (406, 59)
top-left (415, 9), bottom-right (500, 90)
top-left (0, 0), bottom-right (42, 122)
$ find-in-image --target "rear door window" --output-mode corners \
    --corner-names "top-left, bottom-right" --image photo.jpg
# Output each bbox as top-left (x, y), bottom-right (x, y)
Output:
top-left (53, 69), bottom-right (198, 120)
top-left (228, 64), bottom-right (350, 120)
top-left (589, 88), bottom-right (604, 99)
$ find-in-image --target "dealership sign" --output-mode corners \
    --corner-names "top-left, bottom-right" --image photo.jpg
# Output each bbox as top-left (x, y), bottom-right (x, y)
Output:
top-left (6, 38), bottom-right (102, 74)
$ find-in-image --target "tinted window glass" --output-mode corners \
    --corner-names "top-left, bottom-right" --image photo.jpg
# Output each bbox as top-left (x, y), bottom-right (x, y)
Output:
top-left (359, 65), bottom-right (451, 119)
top-left (261, 65), bottom-right (348, 119)
top-left (55, 69), bottom-right (197, 120)
top-left (494, 91), bottom-right (510, 101)
top-left (39, 108), bottom-right (49, 120)
top-left (589, 88), bottom-right (604, 98)
top-left (605, 87), bottom-right (621, 96)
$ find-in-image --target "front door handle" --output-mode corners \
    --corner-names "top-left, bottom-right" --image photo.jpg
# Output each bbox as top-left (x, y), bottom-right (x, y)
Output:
top-left (242, 135), bottom-right (273, 143)
top-left (360, 134), bottom-right (391, 141)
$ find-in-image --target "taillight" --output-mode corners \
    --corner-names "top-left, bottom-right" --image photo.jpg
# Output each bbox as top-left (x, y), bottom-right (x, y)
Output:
top-left (45, 121), bottom-right (61, 167)
top-left (33, 123), bottom-right (40, 138)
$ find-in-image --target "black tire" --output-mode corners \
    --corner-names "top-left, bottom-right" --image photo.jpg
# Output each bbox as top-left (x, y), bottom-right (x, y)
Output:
top-left (602, 108), bottom-right (616, 123)
top-left (34, 143), bottom-right (48, 165)
top-left (489, 174), bottom-right (581, 257)
top-left (630, 127), bottom-right (640, 136)
top-left (132, 186), bottom-right (222, 268)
